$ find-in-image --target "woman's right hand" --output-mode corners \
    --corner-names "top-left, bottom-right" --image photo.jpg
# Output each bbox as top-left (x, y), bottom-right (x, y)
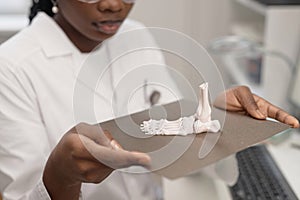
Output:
top-left (43, 123), bottom-right (151, 200)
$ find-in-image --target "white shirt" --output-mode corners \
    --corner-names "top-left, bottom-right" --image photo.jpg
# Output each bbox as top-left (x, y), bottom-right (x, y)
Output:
top-left (0, 12), bottom-right (182, 200)
top-left (0, 12), bottom-right (238, 200)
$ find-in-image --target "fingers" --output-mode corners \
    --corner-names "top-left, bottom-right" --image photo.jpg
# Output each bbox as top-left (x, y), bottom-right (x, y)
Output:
top-left (233, 86), bottom-right (266, 119)
top-left (72, 123), bottom-right (124, 150)
top-left (254, 95), bottom-right (300, 128)
top-left (236, 87), bottom-right (299, 127)
top-left (71, 123), bottom-right (111, 147)
top-left (104, 130), bottom-right (123, 150)
top-left (110, 140), bottom-right (123, 150)
top-left (94, 145), bottom-right (151, 169)
top-left (268, 105), bottom-right (299, 128)
top-left (71, 123), bottom-right (141, 167)
top-left (217, 86), bottom-right (299, 128)
top-left (97, 146), bottom-right (151, 169)
top-left (79, 134), bottom-right (151, 169)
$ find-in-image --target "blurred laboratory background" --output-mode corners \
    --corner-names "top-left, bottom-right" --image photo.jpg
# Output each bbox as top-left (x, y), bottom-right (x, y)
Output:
top-left (0, 0), bottom-right (300, 200)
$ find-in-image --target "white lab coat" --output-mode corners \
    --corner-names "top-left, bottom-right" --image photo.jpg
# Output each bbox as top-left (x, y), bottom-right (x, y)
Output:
top-left (0, 12), bottom-right (238, 200)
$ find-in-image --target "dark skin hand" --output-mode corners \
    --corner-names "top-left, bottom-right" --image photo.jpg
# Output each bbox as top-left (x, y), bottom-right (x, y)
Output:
top-left (214, 86), bottom-right (300, 128)
top-left (43, 123), bottom-right (150, 200)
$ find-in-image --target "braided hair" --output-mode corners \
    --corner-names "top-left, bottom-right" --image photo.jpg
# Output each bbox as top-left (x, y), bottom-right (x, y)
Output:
top-left (29, 0), bottom-right (55, 23)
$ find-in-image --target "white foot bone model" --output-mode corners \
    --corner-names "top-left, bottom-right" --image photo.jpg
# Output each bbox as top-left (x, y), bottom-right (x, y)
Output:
top-left (140, 83), bottom-right (221, 135)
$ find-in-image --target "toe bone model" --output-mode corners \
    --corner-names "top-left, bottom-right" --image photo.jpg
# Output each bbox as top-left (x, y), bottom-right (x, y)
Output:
top-left (140, 83), bottom-right (221, 135)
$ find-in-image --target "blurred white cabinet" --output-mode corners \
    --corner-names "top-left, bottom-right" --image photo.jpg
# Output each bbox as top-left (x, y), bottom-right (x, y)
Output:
top-left (0, 0), bottom-right (31, 14)
top-left (0, 15), bottom-right (29, 43)
top-left (0, 0), bottom-right (30, 43)
top-left (227, 0), bottom-right (300, 109)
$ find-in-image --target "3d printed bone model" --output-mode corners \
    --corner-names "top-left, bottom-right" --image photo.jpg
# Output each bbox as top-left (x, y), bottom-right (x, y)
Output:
top-left (140, 83), bottom-right (221, 135)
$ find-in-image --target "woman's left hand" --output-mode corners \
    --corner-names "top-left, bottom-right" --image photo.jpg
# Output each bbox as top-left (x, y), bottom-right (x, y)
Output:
top-left (214, 85), bottom-right (299, 128)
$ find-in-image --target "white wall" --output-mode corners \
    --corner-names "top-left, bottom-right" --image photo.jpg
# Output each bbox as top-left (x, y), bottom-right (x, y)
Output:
top-left (129, 0), bottom-right (190, 35)
top-left (0, 0), bottom-right (31, 15)
top-left (129, 0), bottom-right (232, 92)
top-left (129, 0), bottom-right (232, 46)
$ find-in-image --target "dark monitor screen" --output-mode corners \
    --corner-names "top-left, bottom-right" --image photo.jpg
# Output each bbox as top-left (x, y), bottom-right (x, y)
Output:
top-left (254, 0), bottom-right (300, 5)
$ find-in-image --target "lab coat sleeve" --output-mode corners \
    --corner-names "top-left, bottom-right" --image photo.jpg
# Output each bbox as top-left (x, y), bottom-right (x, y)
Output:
top-left (0, 61), bottom-right (51, 200)
top-left (28, 179), bottom-right (51, 200)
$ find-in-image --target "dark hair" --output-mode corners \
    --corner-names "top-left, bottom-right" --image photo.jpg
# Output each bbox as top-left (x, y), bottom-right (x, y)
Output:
top-left (29, 0), bottom-right (55, 23)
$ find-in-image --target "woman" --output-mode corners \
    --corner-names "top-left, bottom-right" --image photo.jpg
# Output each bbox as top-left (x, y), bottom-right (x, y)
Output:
top-left (0, 0), bottom-right (298, 199)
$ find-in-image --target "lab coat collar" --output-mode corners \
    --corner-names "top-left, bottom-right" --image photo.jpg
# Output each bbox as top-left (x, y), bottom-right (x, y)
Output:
top-left (30, 12), bottom-right (78, 58)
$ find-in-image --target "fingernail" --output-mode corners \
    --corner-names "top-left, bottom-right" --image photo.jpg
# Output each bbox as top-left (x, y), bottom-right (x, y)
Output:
top-left (110, 140), bottom-right (121, 150)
